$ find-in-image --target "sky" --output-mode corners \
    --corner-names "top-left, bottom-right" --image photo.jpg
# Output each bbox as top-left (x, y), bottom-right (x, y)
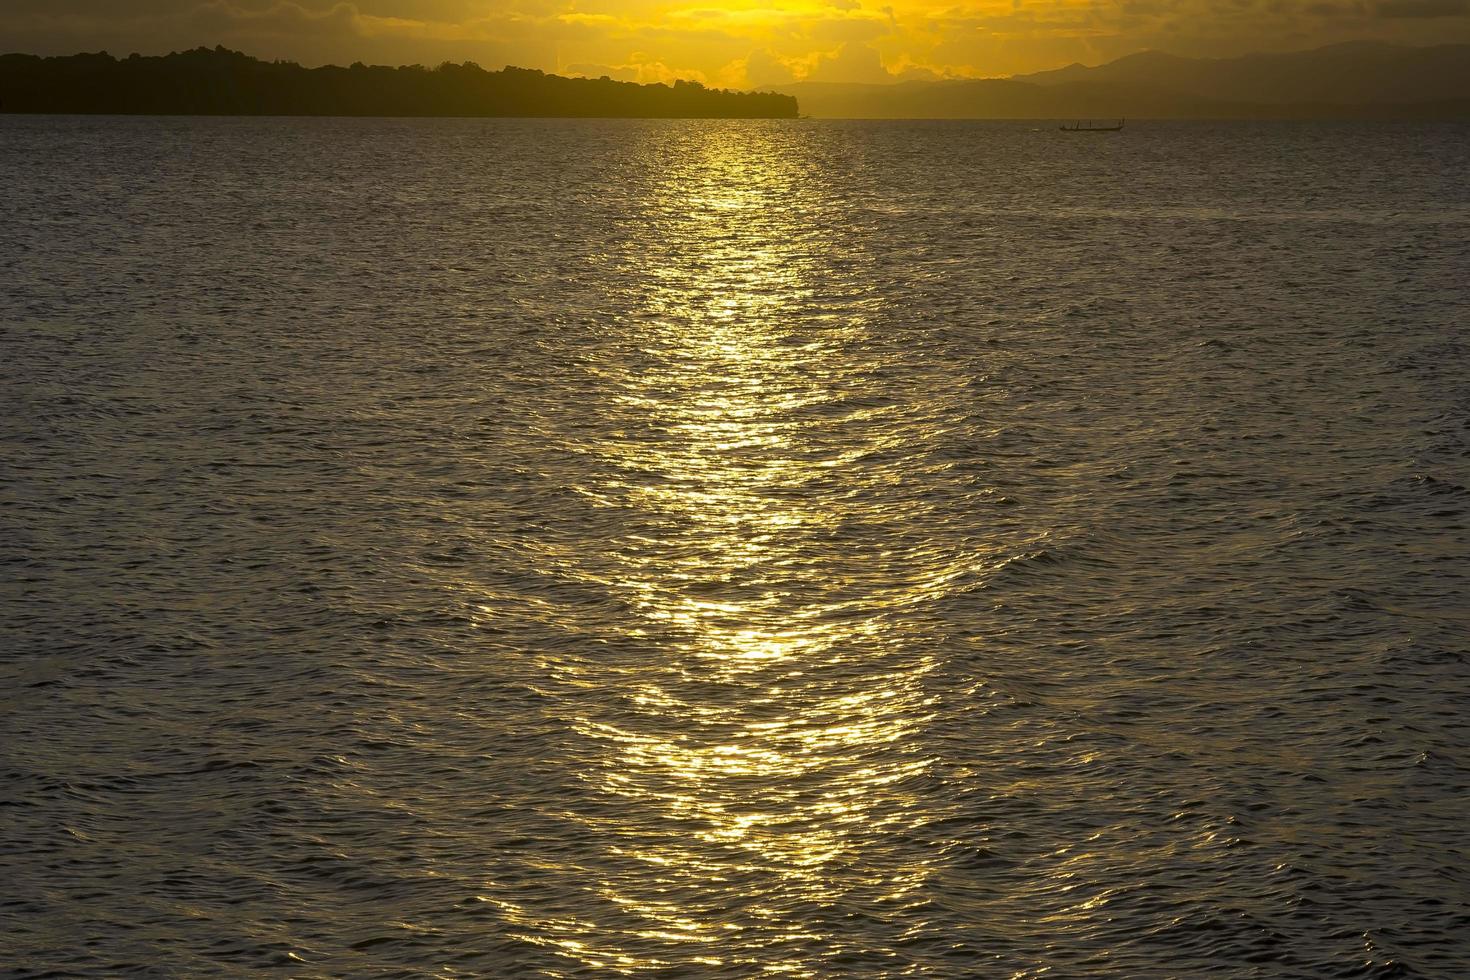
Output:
top-left (4, 0), bottom-right (1470, 87)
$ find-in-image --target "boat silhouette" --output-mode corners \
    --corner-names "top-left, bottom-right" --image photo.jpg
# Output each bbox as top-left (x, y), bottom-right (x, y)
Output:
top-left (1060, 119), bottom-right (1125, 132)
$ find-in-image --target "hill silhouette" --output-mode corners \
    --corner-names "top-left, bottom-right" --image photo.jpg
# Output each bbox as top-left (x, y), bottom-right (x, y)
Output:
top-left (0, 47), bottom-right (798, 119)
top-left (776, 42), bottom-right (1470, 118)
top-left (1015, 42), bottom-right (1470, 106)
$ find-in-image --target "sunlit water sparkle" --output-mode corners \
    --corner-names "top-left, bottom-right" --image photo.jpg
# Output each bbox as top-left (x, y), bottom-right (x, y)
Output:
top-left (2, 116), bottom-right (1469, 978)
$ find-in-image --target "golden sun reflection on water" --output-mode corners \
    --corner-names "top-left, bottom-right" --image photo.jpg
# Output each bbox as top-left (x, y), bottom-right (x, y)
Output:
top-left (8, 114), bottom-right (1468, 980)
top-left (484, 129), bottom-right (950, 974)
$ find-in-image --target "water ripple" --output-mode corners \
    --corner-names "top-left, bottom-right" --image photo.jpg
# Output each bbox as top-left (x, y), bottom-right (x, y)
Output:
top-left (2, 116), bottom-right (1468, 978)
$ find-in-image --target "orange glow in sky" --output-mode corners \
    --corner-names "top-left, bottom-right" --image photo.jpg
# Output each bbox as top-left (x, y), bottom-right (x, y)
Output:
top-left (5, 0), bottom-right (1470, 85)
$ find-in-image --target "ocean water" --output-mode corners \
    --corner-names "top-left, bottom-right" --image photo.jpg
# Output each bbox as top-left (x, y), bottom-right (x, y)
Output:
top-left (2, 116), bottom-right (1469, 978)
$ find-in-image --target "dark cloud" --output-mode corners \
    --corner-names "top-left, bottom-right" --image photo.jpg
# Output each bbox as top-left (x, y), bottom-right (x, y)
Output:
top-left (1374, 0), bottom-right (1470, 16)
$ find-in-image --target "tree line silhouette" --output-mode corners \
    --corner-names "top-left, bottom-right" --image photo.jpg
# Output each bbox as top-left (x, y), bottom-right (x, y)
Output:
top-left (0, 47), bottom-right (798, 118)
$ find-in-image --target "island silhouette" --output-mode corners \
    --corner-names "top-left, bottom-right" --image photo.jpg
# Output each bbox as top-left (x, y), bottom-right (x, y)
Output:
top-left (0, 46), bottom-right (798, 119)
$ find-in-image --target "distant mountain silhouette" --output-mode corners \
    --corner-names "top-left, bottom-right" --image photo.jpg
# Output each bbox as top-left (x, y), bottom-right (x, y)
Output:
top-left (776, 42), bottom-right (1470, 118)
top-left (1016, 42), bottom-right (1470, 105)
top-left (0, 47), bottom-right (798, 119)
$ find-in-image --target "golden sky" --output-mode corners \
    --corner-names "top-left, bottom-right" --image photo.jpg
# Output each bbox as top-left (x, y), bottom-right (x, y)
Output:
top-left (5, 0), bottom-right (1470, 85)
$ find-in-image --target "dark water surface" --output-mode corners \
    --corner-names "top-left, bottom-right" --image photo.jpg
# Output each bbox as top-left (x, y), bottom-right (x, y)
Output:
top-left (3, 117), bottom-right (1469, 978)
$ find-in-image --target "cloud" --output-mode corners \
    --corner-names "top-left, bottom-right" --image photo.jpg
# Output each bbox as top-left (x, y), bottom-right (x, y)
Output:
top-left (744, 47), bottom-right (798, 86)
top-left (807, 13), bottom-right (892, 44)
top-left (563, 61), bottom-right (639, 81)
top-left (1373, 0), bottom-right (1470, 16)
top-left (189, 1), bottom-right (366, 39)
top-left (894, 63), bottom-right (943, 80)
top-left (806, 41), bottom-right (895, 83)
top-left (561, 55), bottom-right (704, 83)
top-left (2, 0), bottom-right (1470, 82)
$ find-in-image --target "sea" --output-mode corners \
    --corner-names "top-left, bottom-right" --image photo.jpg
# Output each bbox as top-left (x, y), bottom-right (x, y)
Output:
top-left (2, 116), bottom-right (1469, 978)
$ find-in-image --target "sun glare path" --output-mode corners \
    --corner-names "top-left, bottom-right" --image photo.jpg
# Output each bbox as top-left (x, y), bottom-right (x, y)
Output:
top-left (484, 127), bottom-right (947, 974)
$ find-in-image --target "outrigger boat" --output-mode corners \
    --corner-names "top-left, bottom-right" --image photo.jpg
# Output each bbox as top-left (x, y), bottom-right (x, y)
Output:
top-left (1060, 119), bottom-right (1125, 132)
